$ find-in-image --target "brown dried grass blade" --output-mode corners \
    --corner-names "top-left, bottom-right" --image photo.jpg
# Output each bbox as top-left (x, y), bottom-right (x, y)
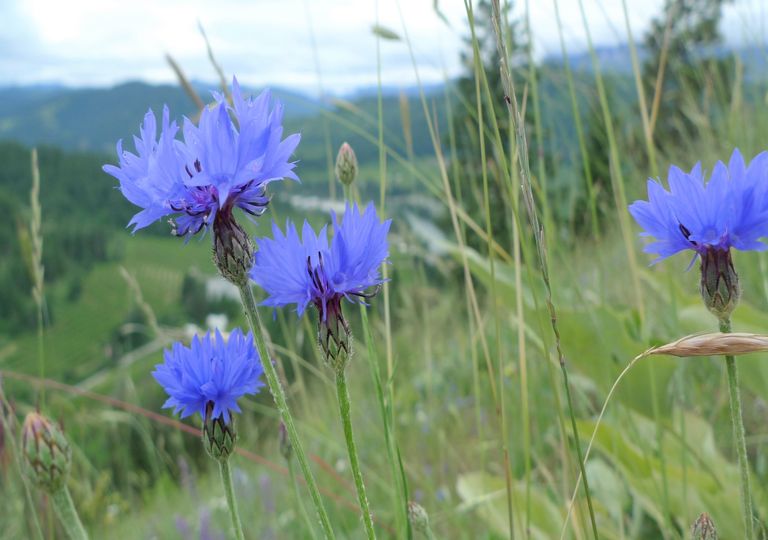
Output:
top-left (644, 332), bottom-right (768, 358)
top-left (165, 53), bottom-right (205, 112)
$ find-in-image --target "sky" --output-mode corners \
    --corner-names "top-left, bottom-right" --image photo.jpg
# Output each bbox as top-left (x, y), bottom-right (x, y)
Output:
top-left (0, 0), bottom-right (765, 96)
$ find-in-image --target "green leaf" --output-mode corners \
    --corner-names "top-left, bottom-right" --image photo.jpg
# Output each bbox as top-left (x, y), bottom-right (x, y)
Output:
top-left (456, 471), bottom-right (563, 539)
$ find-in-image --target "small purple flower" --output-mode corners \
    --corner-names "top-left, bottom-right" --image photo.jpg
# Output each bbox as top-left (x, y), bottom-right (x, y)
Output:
top-left (152, 329), bottom-right (264, 423)
top-left (251, 202), bottom-right (390, 317)
top-left (250, 202), bottom-right (390, 368)
top-left (103, 77), bottom-right (300, 238)
top-left (628, 149), bottom-right (768, 263)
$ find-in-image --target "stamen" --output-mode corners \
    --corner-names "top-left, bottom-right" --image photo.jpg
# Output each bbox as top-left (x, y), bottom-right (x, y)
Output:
top-left (679, 223), bottom-right (698, 245)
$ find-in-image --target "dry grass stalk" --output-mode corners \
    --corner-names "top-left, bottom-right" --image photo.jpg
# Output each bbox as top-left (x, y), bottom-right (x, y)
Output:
top-left (644, 332), bottom-right (768, 358)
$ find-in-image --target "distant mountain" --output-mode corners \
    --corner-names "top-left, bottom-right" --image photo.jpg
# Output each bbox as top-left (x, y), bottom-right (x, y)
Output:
top-left (345, 82), bottom-right (446, 99)
top-left (561, 44), bottom-right (645, 74)
top-left (0, 81), bottom-right (324, 154)
top-left (543, 43), bottom-right (768, 79)
top-left (0, 80), bottom-right (448, 178)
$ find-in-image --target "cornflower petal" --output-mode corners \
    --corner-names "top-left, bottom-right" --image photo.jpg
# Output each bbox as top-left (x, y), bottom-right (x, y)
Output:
top-left (629, 149), bottom-right (768, 262)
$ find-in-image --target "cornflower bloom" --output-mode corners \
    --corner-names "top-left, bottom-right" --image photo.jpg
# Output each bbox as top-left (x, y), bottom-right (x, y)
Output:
top-left (629, 148), bottom-right (768, 539)
top-left (153, 329), bottom-right (264, 459)
top-left (250, 202), bottom-right (390, 371)
top-left (103, 78), bottom-right (300, 283)
top-left (251, 202), bottom-right (389, 539)
top-left (153, 329), bottom-right (262, 540)
top-left (629, 149), bottom-right (768, 318)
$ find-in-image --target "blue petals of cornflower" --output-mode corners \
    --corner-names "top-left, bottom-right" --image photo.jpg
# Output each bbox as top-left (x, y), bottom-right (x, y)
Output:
top-left (250, 202), bottom-right (391, 318)
top-left (628, 149), bottom-right (768, 263)
top-left (152, 329), bottom-right (265, 423)
top-left (103, 77), bottom-right (301, 238)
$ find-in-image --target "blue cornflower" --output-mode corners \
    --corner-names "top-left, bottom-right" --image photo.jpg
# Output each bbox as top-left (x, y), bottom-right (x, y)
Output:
top-left (251, 202), bottom-right (390, 316)
top-left (103, 77), bottom-right (300, 238)
top-left (629, 149), bottom-right (768, 318)
top-left (250, 202), bottom-right (391, 368)
top-left (152, 329), bottom-right (264, 423)
top-left (629, 149), bottom-right (768, 263)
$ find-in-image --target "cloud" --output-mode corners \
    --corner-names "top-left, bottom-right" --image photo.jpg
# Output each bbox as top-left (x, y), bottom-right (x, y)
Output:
top-left (0, 0), bottom-right (764, 94)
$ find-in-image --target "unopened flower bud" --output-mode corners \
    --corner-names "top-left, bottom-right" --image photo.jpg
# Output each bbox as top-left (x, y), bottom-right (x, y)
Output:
top-left (213, 210), bottom-right (254, 286)
top-left (316, 297), bottom-right (351, 374)
top-left (203, 403), bottom-right (237, 462)
top-left (278, 422), bottom-right (292, 461)
top-left (407, 501), bottom-right (431, 536)
top-left (691, 512), bottom-right (718, 540)
top-left (700, 247), bottom-right (740, 320)
top-left (22, 412), bottom-right (71, 493)
top-left (335, 142), bottom-right (358, 186)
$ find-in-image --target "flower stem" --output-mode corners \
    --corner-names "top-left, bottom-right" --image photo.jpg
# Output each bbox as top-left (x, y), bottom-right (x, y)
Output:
top-left (561, 361), bottom-right (599, 540)
top-left (719, 317), bottom-right (754, 539)
top-left (335, 369), bottom-right (377, 539)
top-left (288, 458), bottom-right (318, 540)
top-left (219, 459), bottom-right (245, 540)
top-left (50, 487), bottom-right (88, 540)
top-left (237, 283), bottom-right (336, 539)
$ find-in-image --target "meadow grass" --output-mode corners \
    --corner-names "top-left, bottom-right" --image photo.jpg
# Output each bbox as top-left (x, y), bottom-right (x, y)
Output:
top-left (3, 1), bottom-right (768, 539)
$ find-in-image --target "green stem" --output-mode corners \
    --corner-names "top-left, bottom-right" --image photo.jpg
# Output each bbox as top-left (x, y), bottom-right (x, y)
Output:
top-left (335, 369), bottom-right (377, 539)
top-left (719, 318), bottom-right (754, 539)
top-left (219, 459), bottom-right (245, 540)
top-left (237, 283), bottom-right (336, 539)
top-left (288, 458), bottom-right (318, 540)
top-left (561, 363), bottom-right (600, 540)
top-left (50, 487), bottom-right (88, 540)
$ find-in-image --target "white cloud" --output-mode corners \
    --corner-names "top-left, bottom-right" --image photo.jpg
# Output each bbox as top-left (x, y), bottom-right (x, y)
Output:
top-left (0, 0), bottom-right (763, 94)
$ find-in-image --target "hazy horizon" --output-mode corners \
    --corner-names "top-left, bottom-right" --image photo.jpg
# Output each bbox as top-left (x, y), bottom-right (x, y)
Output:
top-left (2, 0), bottom-right (765, 97)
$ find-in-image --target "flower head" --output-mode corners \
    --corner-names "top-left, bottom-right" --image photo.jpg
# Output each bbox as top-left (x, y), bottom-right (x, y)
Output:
top-left (152, 329), bottom-right (264, 423)
top-left (628, 149), bottom-right (768, 263)
top-left (103, 77), bottom-right (300, 238)
top-left (251, 202), bottom-right (391, 317)
top-left (251, 202), bottom-right (390, 370)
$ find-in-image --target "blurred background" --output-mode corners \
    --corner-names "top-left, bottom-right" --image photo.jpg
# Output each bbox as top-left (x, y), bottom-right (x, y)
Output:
top-left (2, 0), bottom-right (768, 538)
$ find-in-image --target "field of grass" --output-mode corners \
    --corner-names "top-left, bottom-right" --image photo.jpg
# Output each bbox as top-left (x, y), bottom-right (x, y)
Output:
top-left (4, 1), bottom-right (768, 539)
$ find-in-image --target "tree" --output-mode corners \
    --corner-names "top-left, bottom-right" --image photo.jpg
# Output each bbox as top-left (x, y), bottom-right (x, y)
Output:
top-left (643, 0), bottom-right (734, 149)
top-left (451, 0), bottom-right (546, 250)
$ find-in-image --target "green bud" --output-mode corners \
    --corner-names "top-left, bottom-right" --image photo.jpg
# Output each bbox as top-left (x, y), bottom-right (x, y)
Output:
top-left (335, 142), bottom-right (358, 186)
top-left (203, 403), bottom-right (237, 462)
top-left (700, 248), bottom-right (740, 320)
top-left (407, 501), bottom-right (431, 536)
top-left (22, 412), bottom-right (71, 493)
top-left (213, 210), bottom-right (254, 286)
top-left (691, 512), bottom-right (718, 540)
top-left (317, 298), bottom-right (351, 374)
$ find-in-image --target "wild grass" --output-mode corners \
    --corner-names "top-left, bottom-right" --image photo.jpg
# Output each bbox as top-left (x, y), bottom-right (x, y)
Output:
top-left (2, 1), bottom-right (768, 539)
